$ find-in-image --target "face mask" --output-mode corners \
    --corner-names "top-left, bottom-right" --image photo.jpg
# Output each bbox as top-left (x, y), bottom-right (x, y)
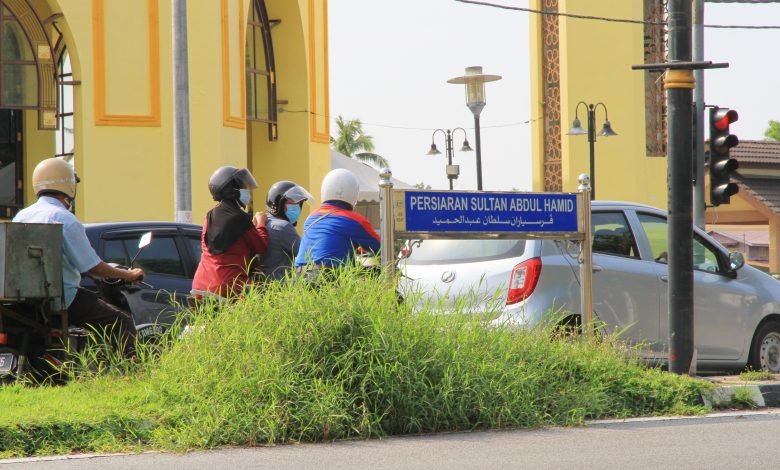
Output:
top-left (238, 189), bottom-right (251, 206)
top-left (285, 204), bottom-right (302, 224)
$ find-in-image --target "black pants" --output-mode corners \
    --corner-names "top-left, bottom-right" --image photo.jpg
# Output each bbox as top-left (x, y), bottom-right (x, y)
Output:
top-left (67, 288), bottom-right (137, 355)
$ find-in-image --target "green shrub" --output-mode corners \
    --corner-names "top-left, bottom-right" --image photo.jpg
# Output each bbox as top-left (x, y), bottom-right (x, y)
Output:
top-left (0, 266), bottom-right (709, 456)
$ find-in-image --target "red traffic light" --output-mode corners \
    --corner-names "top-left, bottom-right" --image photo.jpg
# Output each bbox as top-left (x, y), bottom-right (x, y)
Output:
top-left (713, 109), bottom-right (738, 131)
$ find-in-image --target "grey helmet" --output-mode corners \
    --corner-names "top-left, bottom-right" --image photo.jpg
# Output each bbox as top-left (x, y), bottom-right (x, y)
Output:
top-left (266, 180), bottom-right (314, 218)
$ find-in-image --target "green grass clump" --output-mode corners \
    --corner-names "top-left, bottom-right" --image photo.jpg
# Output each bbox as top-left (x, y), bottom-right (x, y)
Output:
top-left (0, 267), bottom-right (709, 456)
top-left (739, 369), bottom-right (774, 381)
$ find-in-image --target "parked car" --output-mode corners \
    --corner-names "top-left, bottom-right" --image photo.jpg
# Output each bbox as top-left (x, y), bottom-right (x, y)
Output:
top-left (82, 221), bottom-right (202, 327)
top-left (398, 201), bottom-right (780, 373)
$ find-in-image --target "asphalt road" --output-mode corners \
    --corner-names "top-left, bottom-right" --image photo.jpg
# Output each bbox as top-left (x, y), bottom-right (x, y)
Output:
top-left (3, 410), bottom-right (780, 469)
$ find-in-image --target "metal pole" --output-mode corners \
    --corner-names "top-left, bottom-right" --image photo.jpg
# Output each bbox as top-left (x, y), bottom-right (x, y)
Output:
top-left (587, 105), bottom-right (596, 200)
top-left (578, 173), bottom-right (593, 337)
top-left (173, 0), bottom-right (192, 223)
top-left (667, 0), bottom-right (695, 375)
top-left (446, 130), bottom-right (454, 190)
top-left (693, 0), bottom-right (705, 230)
top-left (473, 114), bottom-right (483, 190)
top-left (378, 168), bottom-right (395, 280)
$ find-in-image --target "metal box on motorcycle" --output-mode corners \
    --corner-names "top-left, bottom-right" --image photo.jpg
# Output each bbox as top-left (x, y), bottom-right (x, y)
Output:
top-left (0, 223), bottom-right (63, 301)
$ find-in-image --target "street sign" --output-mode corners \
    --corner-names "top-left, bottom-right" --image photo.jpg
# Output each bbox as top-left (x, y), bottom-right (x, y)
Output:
top-left (393, 190), bottom-right (581, 238)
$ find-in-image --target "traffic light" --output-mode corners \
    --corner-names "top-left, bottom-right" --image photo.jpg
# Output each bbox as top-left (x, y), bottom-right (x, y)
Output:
top-left (709, 107), bottom-right (739, 206)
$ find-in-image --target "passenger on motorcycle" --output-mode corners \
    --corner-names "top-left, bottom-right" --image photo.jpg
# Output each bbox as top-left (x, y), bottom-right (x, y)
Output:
top-left (192, 166), bottom-right (269, 298)
top-left (294, 169), bottom-right (381, 271)
top-left (12, 158), bottom-right (144, 353)
top-left (259, 180), bottom-right (314, 281)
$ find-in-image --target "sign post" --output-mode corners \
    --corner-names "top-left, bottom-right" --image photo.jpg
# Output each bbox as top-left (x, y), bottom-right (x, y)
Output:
top-left (577, 174), bottom-right (593, 337)
top-left (378, 174), bottom-right (593, 332)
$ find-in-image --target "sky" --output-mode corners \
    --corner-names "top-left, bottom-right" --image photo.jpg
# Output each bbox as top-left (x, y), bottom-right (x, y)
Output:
top-left (328, 0), bottom-right (780, 192)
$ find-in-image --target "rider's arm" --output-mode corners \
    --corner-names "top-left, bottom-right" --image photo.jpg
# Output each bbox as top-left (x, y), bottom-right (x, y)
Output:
top-left (245, 212), bottom-right (270, 255)
top-left (88, 262), bottom-right (144, 282)
top-left (350, 219), bottom-right (381, 254)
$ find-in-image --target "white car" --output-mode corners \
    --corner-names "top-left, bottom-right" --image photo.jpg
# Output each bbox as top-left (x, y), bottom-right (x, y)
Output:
top-left (398, 201), bottom-right (780, 373)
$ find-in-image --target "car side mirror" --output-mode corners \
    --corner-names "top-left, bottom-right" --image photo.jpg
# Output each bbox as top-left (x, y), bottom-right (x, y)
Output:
top-left (729, 251), bottom-right (745, 271)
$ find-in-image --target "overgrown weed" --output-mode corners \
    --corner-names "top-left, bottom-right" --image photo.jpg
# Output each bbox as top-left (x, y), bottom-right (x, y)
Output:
top-left (1, 266), bottom-right (708, 456)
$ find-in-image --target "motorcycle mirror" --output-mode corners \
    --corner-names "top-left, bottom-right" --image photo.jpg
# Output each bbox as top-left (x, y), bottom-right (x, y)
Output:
top-left (130, 232), bottom-right (153, 267)
top-left (138, 232), bottom-right (153, 250)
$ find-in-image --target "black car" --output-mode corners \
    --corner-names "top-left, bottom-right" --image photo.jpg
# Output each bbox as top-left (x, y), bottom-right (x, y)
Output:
top-left (82, 222), bottom-right (202, 328)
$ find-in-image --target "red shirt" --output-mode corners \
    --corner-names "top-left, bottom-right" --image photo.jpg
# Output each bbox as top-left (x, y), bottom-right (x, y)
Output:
top-left (192, 216), bottom-right (269, 297)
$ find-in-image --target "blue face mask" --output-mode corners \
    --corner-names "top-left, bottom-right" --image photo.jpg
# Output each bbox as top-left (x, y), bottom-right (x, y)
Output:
top-left (238, 189), bottom-right (251, 206)
top-left (285, 204), bottom-right (302, 224)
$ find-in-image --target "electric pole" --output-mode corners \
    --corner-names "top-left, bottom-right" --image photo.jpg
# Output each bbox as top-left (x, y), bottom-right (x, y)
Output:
top-left (666, 0), bottom-right (695, 375)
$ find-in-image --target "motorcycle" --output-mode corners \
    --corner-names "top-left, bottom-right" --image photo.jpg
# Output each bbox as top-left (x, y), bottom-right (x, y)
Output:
top-left (0, 231), bottom-right (163, 383)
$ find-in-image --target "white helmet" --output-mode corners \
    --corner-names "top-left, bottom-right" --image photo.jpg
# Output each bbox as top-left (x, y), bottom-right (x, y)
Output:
top-left (321, 169), bottom-right (359, 207)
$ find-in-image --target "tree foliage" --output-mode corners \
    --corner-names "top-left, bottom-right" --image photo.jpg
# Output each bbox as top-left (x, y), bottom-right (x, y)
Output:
top-left (331, 115), bottom-right (389, 168)
top-left (765, 120), bottom-right (780, 142)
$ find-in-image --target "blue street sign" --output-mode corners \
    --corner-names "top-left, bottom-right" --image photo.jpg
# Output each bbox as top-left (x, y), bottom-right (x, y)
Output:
top-left (396, 190), bottom-right (580, 234)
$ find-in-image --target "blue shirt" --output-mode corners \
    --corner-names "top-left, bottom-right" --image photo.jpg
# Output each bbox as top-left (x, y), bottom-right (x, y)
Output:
top-left (295, 201), bottom-right (381, 268)
top-left (13, 196), bottom-right (102, 307)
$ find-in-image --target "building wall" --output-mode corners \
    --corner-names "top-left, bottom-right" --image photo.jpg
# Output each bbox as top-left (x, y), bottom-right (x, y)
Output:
top-left (530, 1), bottom-right (667, 208)
top-left (12, 0), bottom-right (329, 225)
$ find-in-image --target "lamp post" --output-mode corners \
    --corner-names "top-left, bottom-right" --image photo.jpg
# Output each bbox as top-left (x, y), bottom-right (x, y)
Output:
top-left (566, 102), bottom-right (618, 200)
top-left (447, 66), bottom-right (502, 191)
top-left (427, 128), bottom-right (473, 190)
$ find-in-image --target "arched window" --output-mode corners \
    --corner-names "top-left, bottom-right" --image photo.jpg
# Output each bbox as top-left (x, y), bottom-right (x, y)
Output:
top-left (56, 48), bottom-right (74, 160)
top-left (246, 0), bottom-right (278, 140)
top-left (0, 5), bottom-right (37, 107)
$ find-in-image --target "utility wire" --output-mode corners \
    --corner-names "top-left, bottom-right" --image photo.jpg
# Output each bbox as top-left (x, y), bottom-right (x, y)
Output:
top-left (280, 108), bottom-right (543, 132)
top-left (455, 0), bottom-right (780, 29)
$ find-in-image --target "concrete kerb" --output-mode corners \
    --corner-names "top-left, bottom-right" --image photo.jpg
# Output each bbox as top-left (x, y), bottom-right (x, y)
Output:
top-left (699, 374), bottom-right (780, 409)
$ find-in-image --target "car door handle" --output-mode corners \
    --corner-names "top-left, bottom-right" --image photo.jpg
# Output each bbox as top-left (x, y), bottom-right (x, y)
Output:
top-left (592, 265), bottom-right (603, 273)
top-left (660, 275), bottom-right (668, 282)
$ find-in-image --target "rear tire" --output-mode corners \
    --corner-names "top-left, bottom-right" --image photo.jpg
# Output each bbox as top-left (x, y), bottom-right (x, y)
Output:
top-left (749, 321), bottom-right (780, 372)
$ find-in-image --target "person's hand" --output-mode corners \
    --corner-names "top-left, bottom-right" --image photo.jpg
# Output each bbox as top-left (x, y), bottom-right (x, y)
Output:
top-left (253, 211), bottom-right (267, 228)
top-left (125, 268), bottom-right (145, 283)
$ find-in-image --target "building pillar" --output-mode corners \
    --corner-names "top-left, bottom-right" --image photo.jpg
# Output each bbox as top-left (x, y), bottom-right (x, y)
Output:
top-left (769, 217), bottom-right (780, 274)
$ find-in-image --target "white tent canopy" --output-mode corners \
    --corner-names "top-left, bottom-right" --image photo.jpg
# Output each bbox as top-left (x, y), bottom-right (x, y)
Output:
top-left (330, 149), bottom-right (413, 202)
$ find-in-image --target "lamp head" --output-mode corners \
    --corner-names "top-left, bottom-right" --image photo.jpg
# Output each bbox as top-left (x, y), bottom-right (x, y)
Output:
top-left (447, 66), bottom-right (502, 117)
top-left (460, 139), bottom-right (473, 152)
top-left (599, 120), bottom-right (618, 137)
top-left (567, 118), bottom-right (587, 135)
top-left (427, 143), bottom-right (441, 155)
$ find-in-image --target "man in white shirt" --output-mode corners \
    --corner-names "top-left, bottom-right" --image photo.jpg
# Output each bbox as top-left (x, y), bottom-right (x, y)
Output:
top-left (13, 158), bottom-right (144, 354)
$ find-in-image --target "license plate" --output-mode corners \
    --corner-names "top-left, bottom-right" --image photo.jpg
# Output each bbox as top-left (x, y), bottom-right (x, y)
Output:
top-left (0, 352), bottom-right (15, 375)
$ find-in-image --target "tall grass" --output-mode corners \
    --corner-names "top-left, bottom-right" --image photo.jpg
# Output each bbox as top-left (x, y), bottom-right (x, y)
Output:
top-left (0, 266), bottom-right (708, 456)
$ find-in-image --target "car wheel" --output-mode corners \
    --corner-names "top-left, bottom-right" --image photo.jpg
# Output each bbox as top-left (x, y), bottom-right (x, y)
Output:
top-left (750, 321), bottom-right (780, 373)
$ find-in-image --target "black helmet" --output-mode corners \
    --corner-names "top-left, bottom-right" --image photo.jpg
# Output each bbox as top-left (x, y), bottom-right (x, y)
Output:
top-left (266, 180), bottom-right (314, 217)
top-left (208, 166), bottom-right (258, 201)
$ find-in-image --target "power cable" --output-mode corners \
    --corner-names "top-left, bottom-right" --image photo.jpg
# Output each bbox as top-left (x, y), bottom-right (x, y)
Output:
top-left (280, 108), bottom-right (542, 132)
top-left (454, 0), bottom-right (780, 29)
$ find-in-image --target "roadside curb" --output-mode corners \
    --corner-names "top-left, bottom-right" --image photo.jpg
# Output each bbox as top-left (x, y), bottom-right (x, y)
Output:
top-left (700, 376), bottom-right (780, 409)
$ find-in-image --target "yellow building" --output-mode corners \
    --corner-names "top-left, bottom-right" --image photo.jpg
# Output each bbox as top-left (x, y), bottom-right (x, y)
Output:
top-left (0, 0), bottom-right (331, 224)
top-left (529, 0), bottom-right (668, 206)
top-left (529, 1), bottom-right (780, 272)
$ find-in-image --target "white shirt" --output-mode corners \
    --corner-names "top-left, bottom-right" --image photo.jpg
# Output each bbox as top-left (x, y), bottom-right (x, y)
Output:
top-left (13, 196), bottom-right (102, 307)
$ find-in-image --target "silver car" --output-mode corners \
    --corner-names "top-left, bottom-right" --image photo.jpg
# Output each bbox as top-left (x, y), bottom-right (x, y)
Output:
top-left (398, 201), bottom-right (780, 373)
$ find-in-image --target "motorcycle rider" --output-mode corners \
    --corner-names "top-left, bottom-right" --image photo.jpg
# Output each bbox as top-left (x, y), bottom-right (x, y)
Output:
top-left (260, 180), bottom-right (314, 281)
top-left (12, 157), bottom-right (144, 352)
top-left (192, 166), bottom-right (269, 298)
top-left (294, 169), bottom-right (380, 270)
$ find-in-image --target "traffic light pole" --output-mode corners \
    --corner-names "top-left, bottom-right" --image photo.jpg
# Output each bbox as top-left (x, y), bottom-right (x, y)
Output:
top-left (693, 0), bottom-right (706, 230)
top-left (666, 0), bottom-right (695, 375)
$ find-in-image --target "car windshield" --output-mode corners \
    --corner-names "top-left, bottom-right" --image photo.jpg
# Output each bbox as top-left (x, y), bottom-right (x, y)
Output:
top-left (404, 239), bottom-right (526, 264)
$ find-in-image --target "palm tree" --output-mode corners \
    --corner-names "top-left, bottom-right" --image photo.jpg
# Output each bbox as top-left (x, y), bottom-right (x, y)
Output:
top-left (331, 115), bottom-right (389, 168)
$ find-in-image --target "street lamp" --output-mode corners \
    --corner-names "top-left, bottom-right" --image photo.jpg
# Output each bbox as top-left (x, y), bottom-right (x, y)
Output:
top-left (567, 102), bottom-right (618, 200)
top-left (447, 66), bottom-right (502, 191)
top-left (427, 128), bottom-right (473, 190)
